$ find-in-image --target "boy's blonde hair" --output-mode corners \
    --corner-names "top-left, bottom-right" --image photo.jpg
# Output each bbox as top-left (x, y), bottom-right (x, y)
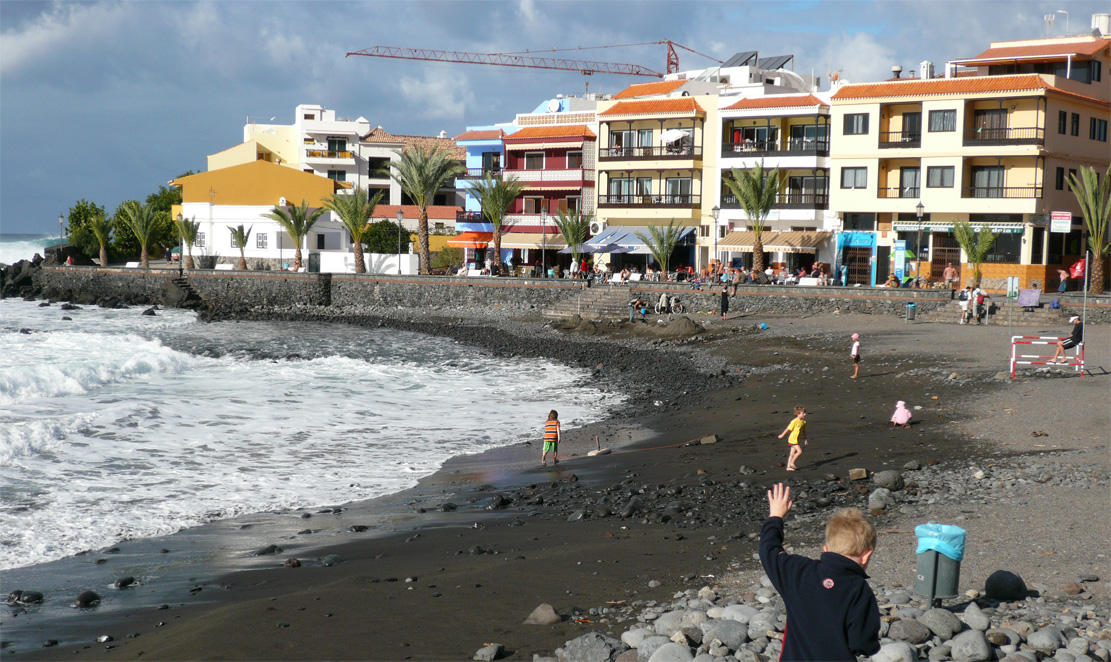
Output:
top-left (794, 405), bottom-right (806, 415)
top-left (825, 508), bottom-right (877, 557)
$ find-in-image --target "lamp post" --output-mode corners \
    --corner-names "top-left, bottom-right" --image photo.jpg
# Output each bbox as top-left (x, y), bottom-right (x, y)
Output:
top-left (396, 209), bottom-right (404, 275)
top-left (176, 213), bottom-right (184, 276)
top-left (915, 201), bottom-right (925, 283)
top-left (58, 214), bottom-right (64, 246)
top-left (540, 208), bottom-right (547, 278)
top-left (711, 205), bottom-right (720, 270)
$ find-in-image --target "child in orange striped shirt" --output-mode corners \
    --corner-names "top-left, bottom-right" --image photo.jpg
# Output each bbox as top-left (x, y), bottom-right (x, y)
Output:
top-left (542, 410), bottom-right (561, 466)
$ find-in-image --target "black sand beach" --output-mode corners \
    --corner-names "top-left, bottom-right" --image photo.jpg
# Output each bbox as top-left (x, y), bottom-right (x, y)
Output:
top-left (4, 309), bottom-right (1108, 660)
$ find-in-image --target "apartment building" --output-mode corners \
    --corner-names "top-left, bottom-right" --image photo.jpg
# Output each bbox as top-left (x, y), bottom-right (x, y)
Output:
top-left (828, 34), bottom-right (1110, 288)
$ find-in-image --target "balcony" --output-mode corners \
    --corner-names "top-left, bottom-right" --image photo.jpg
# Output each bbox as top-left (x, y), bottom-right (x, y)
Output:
top-left (457, 211), bottom-right (484, 223)
top-left (961, 186), bottom-right (1042, 199)
top-left (721, 192), bottom-right (829, 210)
top-left (599, 146), bottom-right (702, 161)
top-left (963, 127), bottom-right (1044, 147)
top-left (459, 168), bottom-right (502, 179)
top-left (878, 132), bottom-right (921, 149)
top-left (721, 139), bottom-right (829, 157)
top-left (305, 149), bottom-right (354, 162)
top-left (597, 194), bottom-right (701, 208)
top-left (877, 187), bottom-right (920, 199)
top-left (501, 168), bottom-right (593, 184)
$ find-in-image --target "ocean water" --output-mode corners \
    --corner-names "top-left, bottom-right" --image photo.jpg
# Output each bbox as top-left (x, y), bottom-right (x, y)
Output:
top-left (0, 299), bottom-right (616, 571)
top-left (0, 232), bottom-right (61, 266)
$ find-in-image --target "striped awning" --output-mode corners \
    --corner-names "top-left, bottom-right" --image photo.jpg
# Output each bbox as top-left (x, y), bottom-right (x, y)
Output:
top-left (719, 231), bottom-right (831, 253)
top-left (497, 232), bottom-right (567, 250)
top-left (446, 232), bottom-right (493, 249)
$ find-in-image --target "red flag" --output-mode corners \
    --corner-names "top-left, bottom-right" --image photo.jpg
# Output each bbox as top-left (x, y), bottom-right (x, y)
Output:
top-left (1069, 259), bottom-right (1086, 279)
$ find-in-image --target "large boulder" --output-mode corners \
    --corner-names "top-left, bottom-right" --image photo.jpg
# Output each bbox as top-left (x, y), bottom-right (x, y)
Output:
top-left (620, 628), bottom-right (655, 648)
top-left (984, 570), bottom-right (1027, 601)
top-left (948, 630), bottom-right (992, 662)
top-left (653, 610), bottom-right (685, 635)
top-left (646, 643), bottom-right (693, 662)
top-left (720, 604), bottom-right (759, 624)
top-left (962, 602), bottom-right (991, 631)
top-left (746, 611), bottom-right (780, 640)
top-left (873, 470), bottom-right (905, 491)
top-left (888, 618), bottom-right (932, 644)
top-left (702, 620), bottom-right (748, 650)
top-left (557, 633), bottom-right (628, 662)
top-left (919, 608), bottom-right (963, 640)
top-left (1026, 626), bottom-right (1064, 652)
top-left (523, 603), bottom-right (561, 625)
top-left (635, 636), bottom-right (670, 662)
top-left (870, 641), bottom-right (919, 662)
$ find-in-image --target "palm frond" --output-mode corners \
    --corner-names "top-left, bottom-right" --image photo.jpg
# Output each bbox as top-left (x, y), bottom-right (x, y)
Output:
top-left (634, 219), bottom-right (685, 275)
top-left (553, 210), bottom-right (592, 263)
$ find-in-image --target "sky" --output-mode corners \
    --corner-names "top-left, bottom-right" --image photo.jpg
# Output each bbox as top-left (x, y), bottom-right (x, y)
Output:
top-left (1, 0), bottom-right (1107, 234)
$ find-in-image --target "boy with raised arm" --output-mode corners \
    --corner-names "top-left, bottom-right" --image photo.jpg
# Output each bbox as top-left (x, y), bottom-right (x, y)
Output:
top-left (759, 483), bottom-right (881, 661)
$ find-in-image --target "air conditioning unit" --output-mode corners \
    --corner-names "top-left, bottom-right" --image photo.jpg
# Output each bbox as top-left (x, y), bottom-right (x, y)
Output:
top-left (279, 197), bottom-right (288, 207)
top-left (589, 220), bottom-right (607, 235)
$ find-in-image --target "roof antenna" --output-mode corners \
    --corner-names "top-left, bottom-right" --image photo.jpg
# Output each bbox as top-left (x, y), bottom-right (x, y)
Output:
top-left (1044, 13), bottom-right (1055, 37)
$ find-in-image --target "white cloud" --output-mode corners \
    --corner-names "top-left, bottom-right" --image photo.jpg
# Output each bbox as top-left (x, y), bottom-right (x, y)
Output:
top-left (0, 2), bottom-right (128, 78)
top-left (822, 32), bottom-right (898, 85)
top-left (397, 70), bottom-right (476, 121)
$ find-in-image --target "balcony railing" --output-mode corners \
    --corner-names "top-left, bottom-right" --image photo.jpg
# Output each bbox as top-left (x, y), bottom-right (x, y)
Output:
top-left (963, 127), bottom-right (1044, 146)
top-left (877, 187), bottom-right (920, 199)
top-left (960, 186), bottom-right (1042, 199)
top-left (305, 149), bottom-right (354, 159)
top-left (460, 168), bottom-right (502, 179)
top-left (501, 168), bottom-right (592, 183)
top-left (457, 211), bottom-right (484, 223)
top-left (721, 140), bottom-right (830, 157)
top-left (597, 194), bottom-right (700, 208)
top-left (721, 192), bottom-right (829, 210)
top-left (878, 132), bottom-right (921, 149)
top-left (599, 146), bottom-right (702, 161)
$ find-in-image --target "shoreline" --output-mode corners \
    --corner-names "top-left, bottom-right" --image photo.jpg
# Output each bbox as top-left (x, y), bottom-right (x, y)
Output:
top-left (4, 306), bottom-right (1108, 660)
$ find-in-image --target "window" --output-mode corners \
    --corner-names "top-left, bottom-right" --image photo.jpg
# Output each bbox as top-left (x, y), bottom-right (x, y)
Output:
top-left (1091, 118), bottom-right (1108, 142)
top-left (1071, 113), bottom-right (1080, 136)
top-left (665, 177), bottom-right (692, 201)
top-left (304, 137), bottom-right (314, 144)
top-left (481, 151), bottom-right (500, 172)
top-left (970, 166), bottom-right (1004, 197)
top-left (434, 222), bottom-right (445, 232)
top-left (1056, 167), bottom-right (1066, 191)
top-left (566, 151), bottom-right (583, 169)
top-left (610, 130), bottom-right (633, 149)
top-left (256, 233), bottom-right (268, 249)
top-left (564, 196), bottom-right (581, 213)
top-left (840, 167), bottom-right (867, 189)
top-left (1092, 60), bottom-right (1103, 83)
top-left (317, 235), bottom-right (326, 250)
top-left (230, 234), bottom-right (239, 249)
top-left (636, 129), bottom-right (654, 148)
top-left (195, 232), bottom-right (205, 248)
top-left (635, 177), bottom-right (653, 196)
top-left (523, 197), bottom-right (544, 213)
top-left (1058, 110), bottom-right (1068, 134)
top-left (926, 166), bottom-right (954, 188)
top-left (327, 138), bottom-right (347, 152)
top-left (843, 213), bottom-right (876, 231)
top-left (1069, 168), bottom-right (1077, 188)
top-left (608, 177), bottom-right (632, 202)
top-left (303, 114), bottom-right (315, 120)
top-left (524, 152), bottom-right (544, 170)
top-left (844, 113), bottom-right (869, 135)
top-left (928, 110), bottom-right (956, 132)
top-left (327, 170), bottom-right (346, 182)
top-left (366, 157), bottom-right (390, 175)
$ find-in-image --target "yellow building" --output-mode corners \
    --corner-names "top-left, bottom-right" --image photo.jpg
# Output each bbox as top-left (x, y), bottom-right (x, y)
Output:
top-left (829, 35), bottom-right (1110, 288)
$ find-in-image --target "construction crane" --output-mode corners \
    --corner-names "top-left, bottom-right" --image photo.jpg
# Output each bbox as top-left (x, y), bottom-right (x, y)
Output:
top-left (345, 40), bottom-right (721, 78)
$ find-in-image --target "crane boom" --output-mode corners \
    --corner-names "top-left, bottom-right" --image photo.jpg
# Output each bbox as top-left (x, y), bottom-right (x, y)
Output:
top-left (345, 46), bottom-right (664, 77)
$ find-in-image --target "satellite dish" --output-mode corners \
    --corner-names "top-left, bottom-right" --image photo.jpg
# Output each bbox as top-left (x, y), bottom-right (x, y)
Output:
top-left (547, 99), bottom-right (561, 112)
top-left (279, 197), bottom-right (287, 207)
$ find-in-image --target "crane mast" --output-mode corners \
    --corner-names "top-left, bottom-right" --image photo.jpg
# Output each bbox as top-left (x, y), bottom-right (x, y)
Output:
top-left (346, 46), bottom-right (664, 77)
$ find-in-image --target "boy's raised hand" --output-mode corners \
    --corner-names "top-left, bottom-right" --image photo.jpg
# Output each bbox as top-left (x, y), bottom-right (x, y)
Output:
top-left (767, 482), bottom-right (793, 519)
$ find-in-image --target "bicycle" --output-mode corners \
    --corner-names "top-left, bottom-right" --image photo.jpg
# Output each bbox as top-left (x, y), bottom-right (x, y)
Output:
top-left (654, 295), bottom-right (684, 315)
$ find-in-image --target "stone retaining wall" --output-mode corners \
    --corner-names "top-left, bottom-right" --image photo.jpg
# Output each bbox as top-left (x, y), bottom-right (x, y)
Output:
top-left (34, 266), bottom-right (176, 305)
top-left (187, 270), bottom-right (332, 311)
top-left (330, 273), bottom-right (584, 314)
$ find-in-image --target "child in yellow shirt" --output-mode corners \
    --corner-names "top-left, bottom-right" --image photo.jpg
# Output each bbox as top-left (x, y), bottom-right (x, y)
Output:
top-left (777, 406), bottom-right (809, 471)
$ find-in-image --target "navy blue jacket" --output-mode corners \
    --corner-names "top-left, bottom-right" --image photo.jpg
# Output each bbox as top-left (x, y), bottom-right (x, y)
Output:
top-left (759, 516), bottom-right (881, 661)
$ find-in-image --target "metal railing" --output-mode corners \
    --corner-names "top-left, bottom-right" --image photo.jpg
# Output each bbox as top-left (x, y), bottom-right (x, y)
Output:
top-left (599, 146), bottom-right (702, 160)
top-left (960, 186), bottom-right (1043, 199)
top-left (597, 194), bottom-right (700, 207)
top-left (878, 131), bottom-right (921, 148)
top-left (721, 139), bottom-right (829, 156)
top-left (721, 192), bottom-right (829, 209)
top-left (877, 187), bottom-right (920, 199)
top-left (305, 150), bottom-right (354, 159)
top-left (500, 168), bottom-right (590, 182)
top-left (963, 127), bottom-right (1044, 146)
top-left (460, 168), bottom-right (502, 178)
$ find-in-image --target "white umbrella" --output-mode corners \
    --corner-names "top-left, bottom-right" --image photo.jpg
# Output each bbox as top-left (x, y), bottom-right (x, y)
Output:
top-left (660, 128), bottom-right (689, 143)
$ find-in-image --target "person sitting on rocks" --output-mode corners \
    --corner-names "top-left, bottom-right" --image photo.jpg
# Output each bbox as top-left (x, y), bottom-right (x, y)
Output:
top-left (885, 274), bottom-right (900, 288)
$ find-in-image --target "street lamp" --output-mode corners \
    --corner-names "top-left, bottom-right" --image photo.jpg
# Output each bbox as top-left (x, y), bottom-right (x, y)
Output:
top-left (540, 208), bottom-right (547, 278)
top-left (176, 213), bottom-right (184, 276)
top-left (396, 209), bottom-right (404, 275)
top-left (58, 214), bottom-right (64, 246)
top-left (915, 201), bottom-right (925, 282)
top-left (711, 205), bottom-right (720, 270)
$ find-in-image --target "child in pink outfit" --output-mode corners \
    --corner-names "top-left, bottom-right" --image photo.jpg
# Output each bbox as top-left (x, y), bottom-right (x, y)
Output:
top-left (891, 401), bottom-right (912, 428)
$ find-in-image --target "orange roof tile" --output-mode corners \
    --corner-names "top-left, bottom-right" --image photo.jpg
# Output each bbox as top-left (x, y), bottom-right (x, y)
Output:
top-left (957, 39), bottom-right (1110, 63)
top-left (361, 127), bottom-right (465, 160)
top-left (505, 125), bottom-right (597, 140)
top-left (724, 94), bottom-right (828, 111)
top-left (613, 80), bottom-right (686, 99)
top-left (376, 205), bottom-right (462, 220)
top-left (599, 98), bottom-right (705, 117)
top-left (453, 129), bottom-right (506, 141)
top-left (831, 74), bottom-right (1048, 100)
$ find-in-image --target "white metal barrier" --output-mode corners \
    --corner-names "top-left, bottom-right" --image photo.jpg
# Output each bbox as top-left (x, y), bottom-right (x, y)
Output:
top-left (1009, 335), bottom-right (1085, 379)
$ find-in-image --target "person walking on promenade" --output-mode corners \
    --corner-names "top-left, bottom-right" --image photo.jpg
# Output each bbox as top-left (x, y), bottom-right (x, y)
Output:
top-left (850, 333), bottom-right (861, 379)
top-left (942, 262), bottom-right (958, 289)
top-left (759, 483), bottom-right (881, 661)
top-left (777, 406), bottom-right (809, 471)
top-left (720, 285), bottom-right (729, 320)
top-left (1050, 316), bottom-right (1084, 364)
top-left (971, 285), bottom-right (988, 324)
top-left (957, 286), bottom-right (971, 324)
top-left (542, 410), bottom-right (560, 466)
top-left (1057, 268), bottom-right (1070, 293)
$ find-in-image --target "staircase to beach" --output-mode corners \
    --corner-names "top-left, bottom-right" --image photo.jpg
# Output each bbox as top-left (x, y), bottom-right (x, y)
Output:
top-left (915, 299), bottom-right (1069, 326)
top-left (542, 287), bottom-right (635, 321)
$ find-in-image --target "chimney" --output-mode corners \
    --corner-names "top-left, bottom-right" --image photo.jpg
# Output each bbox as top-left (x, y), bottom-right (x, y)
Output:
top-left (438, 130), bottom-right (447, 139)
top-left (920, 60), bottom-right (935, 79)
top-left (891, 65), bottom-right (903, 79)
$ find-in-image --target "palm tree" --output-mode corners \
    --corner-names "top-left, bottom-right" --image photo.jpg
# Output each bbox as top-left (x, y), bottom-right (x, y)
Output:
top-left (723, 164), bottom-right (781, 273)
top-left (173, 215), bottom-right (200, 270)
top-left (467, 174), bottom-right (525, 270)
top-left (952, 221), bottom-right (998, 286)
top-left (635, 220), bottom-right (686, 277)
top-left (325, 188), bottom-right (384, 274)
top-left (553, 209), bottom-right (592, 268)
top-left (117, 200), bottom-right (164, 268)
top-left (263, 198), bottom-right (326, 271)
top-left (385, 145), bottom-right (464, 274)
top-left (87, 209), bottom-right (115, 268)
top-left (1068, 166), bottom-right (1110, 294)
top-left (228, 224), bottom-right (252, 270)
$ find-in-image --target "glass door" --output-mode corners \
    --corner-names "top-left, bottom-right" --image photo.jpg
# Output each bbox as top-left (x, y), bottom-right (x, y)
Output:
top-left (665, 178), bottom-right (692, 204)
top-left (973, 109), bottom-right (1007, 141)
top-left (970, 166), bottom-right (1004, 198)
top-left (900, 167), bottom-right (921, 198)
top-left (903, 112), bottom-right (922, 141)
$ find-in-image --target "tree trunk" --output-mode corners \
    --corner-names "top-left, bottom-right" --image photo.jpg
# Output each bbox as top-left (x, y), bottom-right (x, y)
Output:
top-left (99, 244), bottom-right (108, 269)
top-left (353, 240), bottom-right (366, 274)
top-left (493, 225), bottom-right (502, 275)
top-left (1090, 255), bottom-right (1105, 294)
top-left (293, 247), bottom-right (303, 272)
top-left (237, 250), bottom-right (247, 270)
top-left (753, 237), bottom-right (765, 274)
top-left (140, 246), bottom-right (149, 269)
top-left (973, 264), bottom-right (982, 286)
top-left (185, 248), bottom-right (194, 270)
top-left (418, 211), bottom-right (430, 275)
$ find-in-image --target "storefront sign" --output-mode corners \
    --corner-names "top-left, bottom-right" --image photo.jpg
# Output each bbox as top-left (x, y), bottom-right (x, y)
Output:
top-left (894, 240), bottom-right (906, 280)
top-left (891, 222), bottom-right (1024, 234)
top-left (1050, 212), bottom-right (1072, 234)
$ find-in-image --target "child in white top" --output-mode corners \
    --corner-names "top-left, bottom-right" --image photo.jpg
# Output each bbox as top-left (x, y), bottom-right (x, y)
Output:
top-left (850, 333), bottom-right (861, 379)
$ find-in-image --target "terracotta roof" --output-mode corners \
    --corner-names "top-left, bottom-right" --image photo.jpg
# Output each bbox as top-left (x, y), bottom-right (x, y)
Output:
top-left (831, 73), bottom-right (1109, 108)
top-left (505, 125), bottom-right (597, 140)
top-left (724, 94), bottom-right (828, 111)
top-left (599, 98), bottom-right (705, 117)
top-left (957, 38), bottom-right (1110, 63)
top-left (613, 80), bottom-right (686, 99)
top-left (361, 127), bottom-right (465, 160)
top-left (453, 129), bottom-right (506, 141)
top-left (375, 204), bottom-right (462, 220)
